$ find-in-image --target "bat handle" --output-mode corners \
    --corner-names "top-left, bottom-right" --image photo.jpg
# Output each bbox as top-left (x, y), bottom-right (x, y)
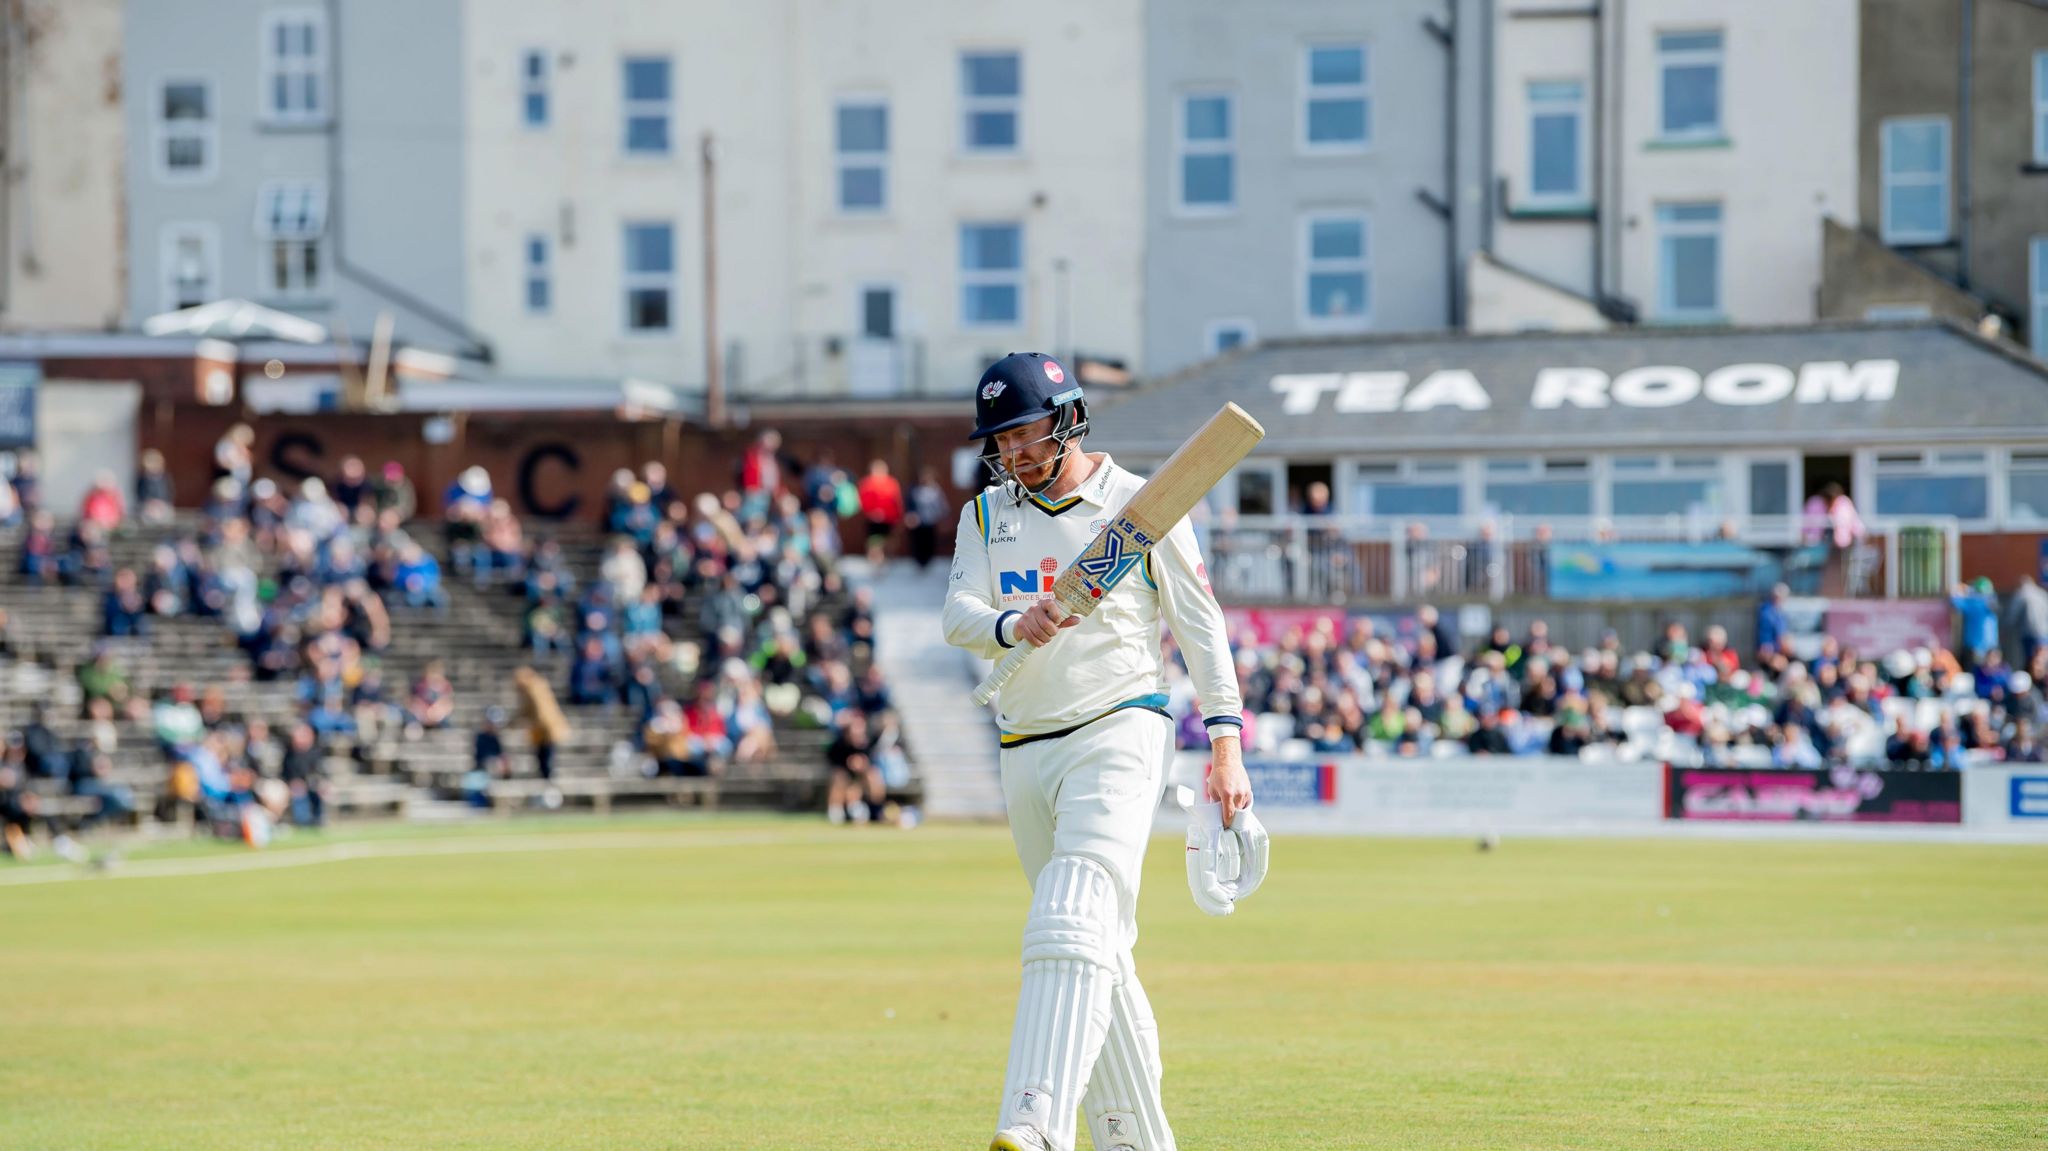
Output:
top-left (971, 643), bottom-right (1034, 708)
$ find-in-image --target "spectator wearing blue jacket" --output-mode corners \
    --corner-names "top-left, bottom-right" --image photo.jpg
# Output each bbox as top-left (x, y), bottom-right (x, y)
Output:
top-left (1756, 583), bottom-right (1790, 658)
top-left (1951, 578), bottom-right (2000, 670)
top-left (396, 542), bottom-right (446, 610)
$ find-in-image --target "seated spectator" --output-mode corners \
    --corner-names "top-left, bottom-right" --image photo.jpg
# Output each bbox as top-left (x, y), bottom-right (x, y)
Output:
top-left (279, 723), bottom-right (329, 827)
top-left (0, 764), bottom-right (44, 859)
top-left (723, 672), bottom-right (778, 764)
top-left (474, 706), bottom-right (508, 784)
top-left (77, 644), bottom-right (135, 719)
top-left (375, 460), bottom-right (417, 522)
top-left (568, 637), bottom-right (617, 707)
top-left (601, 536), bottom-right (648, 603)
top-left (152, 684), bottom-right (206, 755)
top-left (18, 510), bottom-right (57, 583)
top-left (682, 679), bottom-right (729, 760)
top-left (826, 707), bottom-right (883, 824)
top-left (644, 699), bottom-right (710, 777)
top-left (19, 704), bottom-right (68, 780)
top-left (79, 470), bottom-right (125, 531)
top-left (396, 543), bottom-right (447, 610)
top-left (405, 660), bottom-right (455, 736)
top-left (68, 750), bottom-right (136, 828)
top-left (332, 455), bottom-right (370, 520)
top-left (135, 449), bottom-right (175, 525)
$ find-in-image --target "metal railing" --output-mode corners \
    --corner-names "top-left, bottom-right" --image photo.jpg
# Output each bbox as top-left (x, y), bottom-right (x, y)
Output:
top-left (1201, 514), bottom-right (1962, 606)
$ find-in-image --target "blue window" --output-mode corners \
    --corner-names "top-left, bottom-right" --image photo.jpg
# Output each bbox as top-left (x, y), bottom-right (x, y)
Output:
top-left (522, 50), bottom-right (549, 128)
top-left (1302, 215), bottom-right (1369, 326)
top-left (622, 222), bottom-right (673, 333)
top-left (1303, 43), bottom-right (1370, 150)
top-left (1657, 30), bottom-right (1722, 139)
top-left (960, 223), bottom-right (1022, 327)
top-left (1178, 92), bottom-right (1234, 211)
top-left (836, 100), bottom-right (888, 213)
top-left (1528, 81), bottom-right (1586, 202)
top-left (1656, 202), bottom-right (1721, 321)
top-left (961, 52), bottom-right (1021, 152)
top-left (524, 233), bottom-right (550, 314)
top-left (1881, 117), bottom-right (1950, 245)
top-left (623, 56), bottom-right (672, 155)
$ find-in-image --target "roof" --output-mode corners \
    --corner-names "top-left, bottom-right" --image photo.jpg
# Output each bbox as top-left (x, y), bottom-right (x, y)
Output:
top-left (1089, 319), bottom-right (2048, 457)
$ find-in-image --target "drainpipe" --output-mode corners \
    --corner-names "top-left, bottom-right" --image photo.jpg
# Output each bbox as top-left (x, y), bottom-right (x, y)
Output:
top-left (323, 0), bottom-right (493, 362)
top-left (1480, 0), bottom-right (1495, 254)
top-left (1424, 8), bottom-right (1459, 326)
top-left (1957, 0), bottom-right (1973, 290)
top-left (1606, 0), bottom-right (1625, 306)
top-left (1591, 0), bottom-right (1604, 303)
top-left (0, 0), bottom-right (15, 318)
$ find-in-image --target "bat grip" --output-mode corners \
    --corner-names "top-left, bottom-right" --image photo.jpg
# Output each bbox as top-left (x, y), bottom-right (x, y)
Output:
top-left (971, 643), bottom-right (1034, 707)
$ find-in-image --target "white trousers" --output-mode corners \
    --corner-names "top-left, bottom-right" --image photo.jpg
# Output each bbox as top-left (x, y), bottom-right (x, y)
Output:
top-left (998, 708), bottom-right (1175, 1151)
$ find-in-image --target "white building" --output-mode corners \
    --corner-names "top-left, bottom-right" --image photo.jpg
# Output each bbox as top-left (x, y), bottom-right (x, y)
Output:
top-left (2, 0), bottom-right (125, 332)
top-left (463, 0), bottom-right (1144, 401)
top-left (1477, 0), bottom-right (1859, 332)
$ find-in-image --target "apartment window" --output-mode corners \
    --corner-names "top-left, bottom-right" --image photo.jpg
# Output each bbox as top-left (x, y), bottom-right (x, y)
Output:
top-left (155, 79), bottom-right (216, 182)
top-left (1881, 117), bottom-right (1950, 245)
top-left (1302, 42), bottom-right (1370, 151)
top-left (2033, 237), bottom-right (2048, 359)
top-left (960, 223), bottom-right (1023, 327)
top-left (1177, 92), bottom-right (1235, 212)
top-left (622, 222), bottom-right (674, 333)
top-left (1656, 30), bottom-right (1722, 139)
top-left (1301, 214), bottom-right (1370, 327)
top-left (2010, 450), bottom-right (2048, 524)
top-left (159, 224), bottom-right (218, 314)
top-left (1610, 455), bottom-right (1724, 518)
top-left (1527, 80), bottom-right (1587, 203)
top-left (1872, 450), bottom-right (1988, 521)
top-left (1355, 460), bottom-right (1463, 518)
top-left (1749, 459), bottom-right (1793, 518)
top-left (1484, 457), bottom-right (1591, 517)
top-left (260, 9), bottom-right (328, 125)
top-left (2035, 52), bottom-right (2047, 164)
top-left (622, 56), bottom-right (672, 155)
top-left (1205, 318), bottom-right (1254, 357)
top-left (255, 181), bottom-right (326, 298)
top-left (522, 50), bottom-right (550, 128)
top-left (961, 51), bottom-right (1021, 153)
top-left (524, 233), bottom-right (551, 314)
top-left (836, 99), bottom-right (888, 213)
top-left (1656, 202), bottom-right (1721, 321)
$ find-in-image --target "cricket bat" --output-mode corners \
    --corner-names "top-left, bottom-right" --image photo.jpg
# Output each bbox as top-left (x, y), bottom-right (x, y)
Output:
top-left (971, 401), bottom-right (1265, 707)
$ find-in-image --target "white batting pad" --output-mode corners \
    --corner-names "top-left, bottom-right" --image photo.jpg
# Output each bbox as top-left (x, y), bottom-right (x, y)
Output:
top-left (1083, 950), bottom-right (1176, 1151)
top-left (1000, 854), bottom-right (1121, 1151)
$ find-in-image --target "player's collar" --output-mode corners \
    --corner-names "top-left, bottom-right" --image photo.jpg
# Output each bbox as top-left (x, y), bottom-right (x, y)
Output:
top-left (1022, 453), bottom-right (1115, 516)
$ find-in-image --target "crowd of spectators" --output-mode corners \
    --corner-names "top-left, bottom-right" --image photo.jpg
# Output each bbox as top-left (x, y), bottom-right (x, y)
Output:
top-left (0, 425), bottom-right (917, 852)
top-left (1161, 582), bottom-right (2048, 772)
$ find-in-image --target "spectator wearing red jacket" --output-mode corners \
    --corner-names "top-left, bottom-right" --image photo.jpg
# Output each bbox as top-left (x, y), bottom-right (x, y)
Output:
top-left (79, 471), bottom-right (125, 531)
top-left (856, 460), bottom-right (903, 566)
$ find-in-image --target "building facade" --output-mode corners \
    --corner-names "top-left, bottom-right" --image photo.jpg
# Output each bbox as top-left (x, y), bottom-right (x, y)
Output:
top-left (1821, 0), bottom-right (2048, 358)
top-left (1478, 0), bottom-right (1860, 333)
top-left (1143, 0), bottom-right (1486, 375)
top-left (123, 0), bottom-right (472, 352)
top-left (1, 0), bottom-right (125, 331)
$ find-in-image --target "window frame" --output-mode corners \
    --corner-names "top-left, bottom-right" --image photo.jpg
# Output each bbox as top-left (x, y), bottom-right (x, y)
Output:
top-left (1298, 211), bottom-right (1372, 332)
top-left (959, 221), bottom-right (1024, 329)
top-left (1352, 457), bottom-right (1466, 520)
top-left (1880, 115), bottom-right (1952, 246)
top-left (1204, 317), bottom-right (1255, 357)
top-left (1174, 89), bottom-right (1236, 216)
top-left (959, 50), bottom-right (1022, 155)
top-left (621, 220), bottom-right (677, 337)
top-left (2034, 51), bottom-right (2048, 165)
top-left (521, 49), bottom-right (551, 129)
top-left (154, 76), bottom-right (218, 184)
top-left (621, 55), bottom-right (674, 157)
top-left (1481, 456), bottom-right (1594, 519)
top-left (1526, 78), bottom-right (1588, 206)
top-left (1654, 28), bottom-right (1723, 141)
top-left (524, 232), bottom-right (552, 316)
top-left (258, 8), bottom-right (330, 127)
top-left (834, 96), bottom-right (890, 215)
top-left (1868, 447), bottom-right (1992, 527)
top-left (1299, 41), bottom-right (1372, 154)
top-left (1655, 201), bottom-right (1723, 323)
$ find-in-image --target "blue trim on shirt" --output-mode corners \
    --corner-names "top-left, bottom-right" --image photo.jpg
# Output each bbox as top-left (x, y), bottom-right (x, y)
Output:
top-left (1203, 715), bottom-right (1245, 729)
top-left (994, 609), bottom-right (1021, 649)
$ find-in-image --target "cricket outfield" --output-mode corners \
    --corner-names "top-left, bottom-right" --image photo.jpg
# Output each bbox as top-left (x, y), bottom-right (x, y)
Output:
top-left (1, 815), bottom-right (2041, 1150)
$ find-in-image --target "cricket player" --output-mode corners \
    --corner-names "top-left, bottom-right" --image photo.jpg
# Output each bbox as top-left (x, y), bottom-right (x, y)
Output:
top-left (943, 352), bottom-right (1250, 1151)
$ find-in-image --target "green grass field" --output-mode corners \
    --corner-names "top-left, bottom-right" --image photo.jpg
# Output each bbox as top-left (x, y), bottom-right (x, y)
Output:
top-left (2, 816), bottom-right (2044, 1150)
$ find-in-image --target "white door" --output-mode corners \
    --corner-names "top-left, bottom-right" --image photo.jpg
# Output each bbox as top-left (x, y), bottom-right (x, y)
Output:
top-left (38, 381), bottom-right (142, 515)
top-left (848, 284), bottom-right (901, 397)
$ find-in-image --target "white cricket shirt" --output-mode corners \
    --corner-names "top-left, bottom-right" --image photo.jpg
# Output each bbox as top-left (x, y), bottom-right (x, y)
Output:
top-left (942, 452), bottom-right (1245, 744)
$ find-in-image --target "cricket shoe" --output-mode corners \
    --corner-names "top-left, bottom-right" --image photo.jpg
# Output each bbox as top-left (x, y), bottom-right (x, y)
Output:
top-left (988, 1126), bottom-right (1052, 1151)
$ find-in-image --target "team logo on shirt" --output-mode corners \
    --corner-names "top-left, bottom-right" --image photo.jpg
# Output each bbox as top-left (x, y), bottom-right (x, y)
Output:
top-left (998, 557), bottom-right (1061, 601)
